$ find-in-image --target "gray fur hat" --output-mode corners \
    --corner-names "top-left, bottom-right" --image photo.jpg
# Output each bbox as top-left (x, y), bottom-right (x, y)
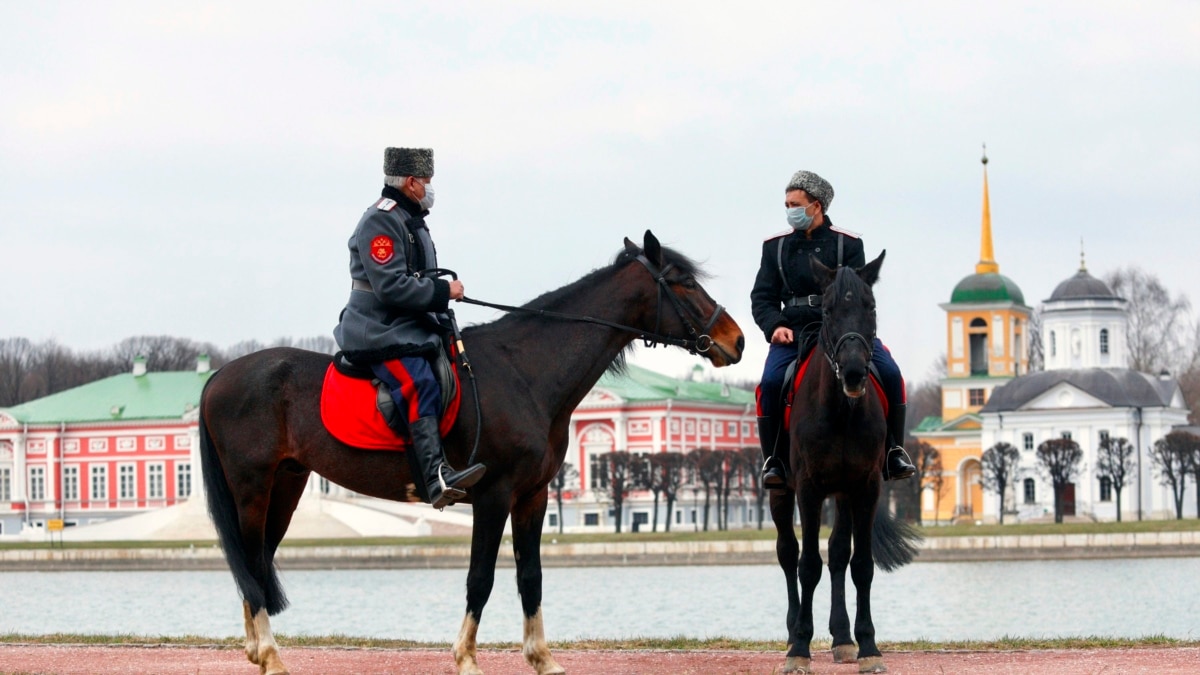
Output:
top-left (383, 147), bottom-right (434, 178)
top-left (785, 170), bottom-right (834, 211)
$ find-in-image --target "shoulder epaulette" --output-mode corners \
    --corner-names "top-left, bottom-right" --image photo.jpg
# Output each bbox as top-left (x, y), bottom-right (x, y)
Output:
top-left (829, 224), bottom-right (861, 239)
top-left (764, 228), bottom-right (791, 241)
top-left (374, 197), bottom-right (397, 212)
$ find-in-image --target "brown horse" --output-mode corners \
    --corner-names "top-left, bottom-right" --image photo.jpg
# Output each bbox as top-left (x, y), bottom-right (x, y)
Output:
top-left (200, 230), bottom-right (744, 675)
top-left (768, 252), bottom-right (920, 674)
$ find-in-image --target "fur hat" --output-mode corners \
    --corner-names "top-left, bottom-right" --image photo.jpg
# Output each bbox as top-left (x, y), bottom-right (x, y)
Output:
top-left (383, 147), bottom-right (434, 178)
top-left (785, 170), bottom-right (834, 211)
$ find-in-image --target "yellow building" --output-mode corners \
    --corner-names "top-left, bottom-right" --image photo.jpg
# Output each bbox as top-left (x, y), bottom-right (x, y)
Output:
top-left (913, 151), bottom-right (1031, 523)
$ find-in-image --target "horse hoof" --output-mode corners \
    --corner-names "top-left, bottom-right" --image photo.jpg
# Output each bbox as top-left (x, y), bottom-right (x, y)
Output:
top-left (857, 655), bottom-right (887, 673)
top-left (832, 643), bottom-right (857, 663)
top-left (783, 656), bottom-right (812, 673)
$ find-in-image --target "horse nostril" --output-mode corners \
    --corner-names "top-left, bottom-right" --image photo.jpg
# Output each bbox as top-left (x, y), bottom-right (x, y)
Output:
top-left (736, 336), bottom-right (745, 353)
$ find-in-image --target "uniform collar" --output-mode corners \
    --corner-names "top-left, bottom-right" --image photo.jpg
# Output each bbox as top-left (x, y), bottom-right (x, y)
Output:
top-left (796, 217), bottom-right (836, 240)
top-left (381, 185), bottom-right (428, 217)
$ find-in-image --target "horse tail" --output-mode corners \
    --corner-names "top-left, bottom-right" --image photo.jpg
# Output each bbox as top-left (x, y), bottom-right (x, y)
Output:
top-left (199, 378), bottom-right (288, 615)
top-left (871, 504), bottom-right (923, 572)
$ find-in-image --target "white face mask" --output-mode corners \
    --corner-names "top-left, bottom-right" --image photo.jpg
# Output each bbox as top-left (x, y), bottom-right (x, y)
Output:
top-left (418, 182), bottom-right (435, 210)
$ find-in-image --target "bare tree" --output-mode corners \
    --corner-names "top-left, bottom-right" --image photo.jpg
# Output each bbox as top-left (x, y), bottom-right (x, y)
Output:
top-left (1149, 431), bottom-right (1199, 520)
top-left (0, 338), bottom-right (38, 406)
top-left (110, 335), bottom-right (209, 372)
top-left (688, 448), bottom-right (720, 532)
top-left (1025, 307), bottom-right (1045, 373)
top-left (548, 462), bottom-right (578, 534)
top-left (1180, 366), bottom-right (1200, 426)
top-left (653, 452), bottom-right (687, 532)
top-left (980, 442), bottom-right (1020, 524)
top-left (737, 446), bottom-right (767, 529)
top-left (1095, 437), bottom-right (1136, 522)
top-left (1036, 437), bottom-right (1084, 524)
top-left (599, 451), bottom-right (643, 533)
top-left (717, 449), bottom-right (740, 531)
top-left (1105, 266), bottom-right (1194, 375)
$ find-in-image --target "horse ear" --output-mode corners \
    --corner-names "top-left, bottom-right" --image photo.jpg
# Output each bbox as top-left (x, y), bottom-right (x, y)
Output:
top-left (643, 230), bottom-right (663, 265)
top-left (858, 250), bottom-right (886, 286)
top-left (809, 255), bottom-right (837, 289)
top-left (624, 237), bottom-right (639, 254)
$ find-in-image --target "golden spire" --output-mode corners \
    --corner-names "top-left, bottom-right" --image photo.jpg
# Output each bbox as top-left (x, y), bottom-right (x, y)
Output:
top-left (976, 144), bottom-right (999, 274)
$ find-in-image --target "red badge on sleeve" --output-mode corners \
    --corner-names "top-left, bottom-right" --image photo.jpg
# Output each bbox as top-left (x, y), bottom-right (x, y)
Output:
top-left (370, 236), bottom-right (394, 264)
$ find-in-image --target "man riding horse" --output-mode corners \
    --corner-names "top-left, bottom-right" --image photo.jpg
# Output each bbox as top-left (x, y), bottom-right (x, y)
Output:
top-left (333, 146), bottom-right (485, 509)
top-left (751, 169), bottom-right (916, 488)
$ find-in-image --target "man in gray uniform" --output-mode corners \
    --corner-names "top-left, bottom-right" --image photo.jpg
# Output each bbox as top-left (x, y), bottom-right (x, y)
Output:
top-left (334, 146), bottom-right (485, 509)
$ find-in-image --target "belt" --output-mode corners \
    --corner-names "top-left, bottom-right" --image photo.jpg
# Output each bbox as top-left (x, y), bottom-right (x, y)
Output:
top-left (785, 294), bottom-right (822, 308)
top-left (351, 279), bottom-right (373, 292)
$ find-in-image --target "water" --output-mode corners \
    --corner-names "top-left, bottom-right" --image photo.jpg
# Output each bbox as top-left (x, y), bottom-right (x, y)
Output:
top-left (2, 559), bottom-right (1197, 642)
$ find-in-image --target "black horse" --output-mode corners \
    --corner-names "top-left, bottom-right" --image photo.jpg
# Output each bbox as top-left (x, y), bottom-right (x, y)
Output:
top-left (199, 231), bottom-right (744, 675)
top-left (768, 251), bottom-right (921, 674)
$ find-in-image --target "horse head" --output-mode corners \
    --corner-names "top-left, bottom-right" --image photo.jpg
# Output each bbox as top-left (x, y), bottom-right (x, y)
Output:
top-left (811, 250), bottom-right (885, 398)
top-left (620, 230), bottom-right (744, 367)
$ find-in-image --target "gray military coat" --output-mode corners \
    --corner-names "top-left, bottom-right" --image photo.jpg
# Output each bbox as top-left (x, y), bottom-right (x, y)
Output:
top-left (333, 187), bottom-right (452, 362)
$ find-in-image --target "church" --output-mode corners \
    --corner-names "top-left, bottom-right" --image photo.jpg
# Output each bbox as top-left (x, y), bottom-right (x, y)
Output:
top-left (913, 153), bottom-right (1192, 523)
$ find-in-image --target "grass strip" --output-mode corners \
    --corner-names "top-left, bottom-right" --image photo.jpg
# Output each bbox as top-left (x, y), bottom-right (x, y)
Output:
top-left (1, 633), bottom-right (1195, 651)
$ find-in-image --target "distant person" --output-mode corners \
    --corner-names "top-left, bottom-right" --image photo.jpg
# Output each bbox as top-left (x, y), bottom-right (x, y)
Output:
top-left (750, 169), bottom-right (916, 488)
top-left (333, 146), bottom-right (485, 508)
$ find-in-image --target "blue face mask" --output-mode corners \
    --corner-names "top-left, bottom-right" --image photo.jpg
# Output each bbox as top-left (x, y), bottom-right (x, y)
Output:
top-left (787, 205), bottom-right (813, 231)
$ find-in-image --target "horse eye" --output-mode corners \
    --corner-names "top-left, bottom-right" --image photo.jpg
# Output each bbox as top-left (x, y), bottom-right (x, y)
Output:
top-left (680, 279), bottom-right (698, 290)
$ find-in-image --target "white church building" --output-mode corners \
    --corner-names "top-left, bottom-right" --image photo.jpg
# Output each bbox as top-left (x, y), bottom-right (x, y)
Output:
top-left (978, 260), bottom-right (1193, 521)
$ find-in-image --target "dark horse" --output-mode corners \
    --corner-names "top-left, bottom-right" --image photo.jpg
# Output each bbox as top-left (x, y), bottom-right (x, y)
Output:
top-left (200, 231), bottom-right (744, 675)
top-left (768, 251), bottom-right (921, 674)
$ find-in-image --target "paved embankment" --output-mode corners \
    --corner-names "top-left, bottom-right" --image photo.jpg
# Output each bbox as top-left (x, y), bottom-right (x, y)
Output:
top-left (1, 531), bottom-right (1197, 570)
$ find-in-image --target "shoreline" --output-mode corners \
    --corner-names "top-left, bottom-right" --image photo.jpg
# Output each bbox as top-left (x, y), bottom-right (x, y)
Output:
top-left (1, 531), bottom-right (1197, 571)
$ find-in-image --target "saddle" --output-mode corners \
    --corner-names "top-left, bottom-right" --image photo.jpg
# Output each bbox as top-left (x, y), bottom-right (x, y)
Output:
top-left (780, 333), bottom-right (887, 431)
top-left (319, 348), bottom-right (461, 450)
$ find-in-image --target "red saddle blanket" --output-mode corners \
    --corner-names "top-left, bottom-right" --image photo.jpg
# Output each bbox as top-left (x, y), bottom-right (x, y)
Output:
top-left (783, 352), bottom-right (888, 430)
top-left (319, 363), bottom-right (461, 450)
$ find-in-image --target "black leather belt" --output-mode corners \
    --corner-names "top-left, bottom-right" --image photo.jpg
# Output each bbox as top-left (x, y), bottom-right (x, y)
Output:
top-left (785, 294), bottom-right (822, 308)
top-left (351, 279), bottom-right (373, 292)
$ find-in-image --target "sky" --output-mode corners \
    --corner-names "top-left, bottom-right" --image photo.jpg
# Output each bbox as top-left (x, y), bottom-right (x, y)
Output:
top-left (1, 2), bottom-right (1197, 387)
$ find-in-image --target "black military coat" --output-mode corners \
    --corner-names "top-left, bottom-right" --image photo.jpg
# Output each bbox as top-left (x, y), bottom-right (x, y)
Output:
top-left (749, 218), bottom-right (866, 343)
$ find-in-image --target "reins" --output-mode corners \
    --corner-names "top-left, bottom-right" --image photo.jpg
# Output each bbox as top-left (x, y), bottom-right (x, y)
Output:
top-left (430, 254), bottom-right (725, 468)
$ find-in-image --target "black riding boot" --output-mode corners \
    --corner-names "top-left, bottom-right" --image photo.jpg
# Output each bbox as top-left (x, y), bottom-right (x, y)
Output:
top-left (884, 403), bottom-right (916, 481)
top-left (758, 415), bottom-right (787, 490)
top-left (409, 416), bottom-right (487, 509)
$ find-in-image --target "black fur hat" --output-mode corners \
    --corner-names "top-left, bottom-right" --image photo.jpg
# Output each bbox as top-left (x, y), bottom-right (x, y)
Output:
top-left (383, 147), bottom-right (434, 178)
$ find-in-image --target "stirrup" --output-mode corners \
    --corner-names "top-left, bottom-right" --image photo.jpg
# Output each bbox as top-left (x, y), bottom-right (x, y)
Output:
top-left (762, 459), bottom-right (788, 490)
top-left (883, 446), bottom-right (916, 481)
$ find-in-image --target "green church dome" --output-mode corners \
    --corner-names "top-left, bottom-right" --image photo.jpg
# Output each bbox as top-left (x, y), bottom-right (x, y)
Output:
top-left (950, 272), bottom-right (1025, 305)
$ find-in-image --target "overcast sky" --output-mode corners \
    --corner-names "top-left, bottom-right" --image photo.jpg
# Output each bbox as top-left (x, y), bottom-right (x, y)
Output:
top-left (2, 2), bottom-right (1197, 386)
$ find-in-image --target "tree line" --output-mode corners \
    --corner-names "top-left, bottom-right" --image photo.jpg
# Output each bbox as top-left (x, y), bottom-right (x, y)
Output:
top-left (0, 335), bottom-right (336, 408)
top-left (548, 447), bottom-right (770, 534)
top-left (976, 431), bottom-right (1200, 523)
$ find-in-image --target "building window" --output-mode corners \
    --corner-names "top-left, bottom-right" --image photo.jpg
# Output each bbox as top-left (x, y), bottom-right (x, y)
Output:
top-left (1023, 433), bottom-right (1034, 451)
top-left (1100, 329), bottom-right (1109, 355)
top-left (1049, 331), bottom-right (1057, 357)
top-left (1061, 431), bottom-right (1072, 440)
top-left (548, 513), bottom-right (558, 528)
top-left (968, 389), bottom-right (985, 406)
top-left (1023, 478), bottom-right (1036, 504)
top-left (1099, 430), bottom-right (1110, 445)
top-left (91, 465), bottom-right (108, 501)
top-left (63, 466), bottom-right (79, 501)
top-left (583, 513), bottom-right (599, 526)
top-left (589, 454), bottom-right (608, 490)
top-left (319, 476), bottom-right (331, 495)
top-left (675, 510), bottom-right (682, 524)
top-left (969, 318), bottom-right (988, 375)
top-left (176, 463), bottom-right (191, 498)
top-left (727, 422), bottom-right (737, 436)
top-left (89, 438), bottom-right (108, 452)
top-left (29, 467), bottom-right (45, 501)
top-left (147, 464), bottom-right (164, 499)
top-left (742, 422), bottom-right (751, 438)
top-left (118, 465), bottom-right (136, 500)
top-left (1099, 476), bottom-right (1112, 502)
top-left (0, 467), bottom-right (10, 501)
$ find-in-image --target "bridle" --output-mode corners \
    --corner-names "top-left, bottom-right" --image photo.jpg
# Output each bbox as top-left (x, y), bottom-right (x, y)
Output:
top-left (460, 254), bottom-right (725, 356)
top-left (818, 288), bottom-right (875, 384)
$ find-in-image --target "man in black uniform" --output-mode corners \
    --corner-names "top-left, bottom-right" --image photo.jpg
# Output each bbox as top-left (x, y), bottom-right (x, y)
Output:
top-left (750, 170), bottom-right (916, 488)
top-left (333, 146), bottom-right (485, 509)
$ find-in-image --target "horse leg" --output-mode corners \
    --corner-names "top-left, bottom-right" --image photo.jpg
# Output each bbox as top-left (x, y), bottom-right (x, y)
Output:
top-left (511, 489), bottom-right (564, 675)
top-left (453, 485), bottom-right (512, 675)
top-left (768, 489), bottom-right (800, 645)
top-left (849, 487), bottom-right (885, 673)
top-left (784, 488), bottom-right (825, 674)
top-left (828, 496), bottom-right (856, 664)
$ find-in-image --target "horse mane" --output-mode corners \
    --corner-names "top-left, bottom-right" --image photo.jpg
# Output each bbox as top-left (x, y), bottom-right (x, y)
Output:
top-left (463, 242), bottom-right (708, 375)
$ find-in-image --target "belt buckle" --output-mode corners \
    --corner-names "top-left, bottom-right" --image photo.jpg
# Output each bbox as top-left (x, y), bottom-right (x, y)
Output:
top-left (807, 295), bottom-right (821, 307)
